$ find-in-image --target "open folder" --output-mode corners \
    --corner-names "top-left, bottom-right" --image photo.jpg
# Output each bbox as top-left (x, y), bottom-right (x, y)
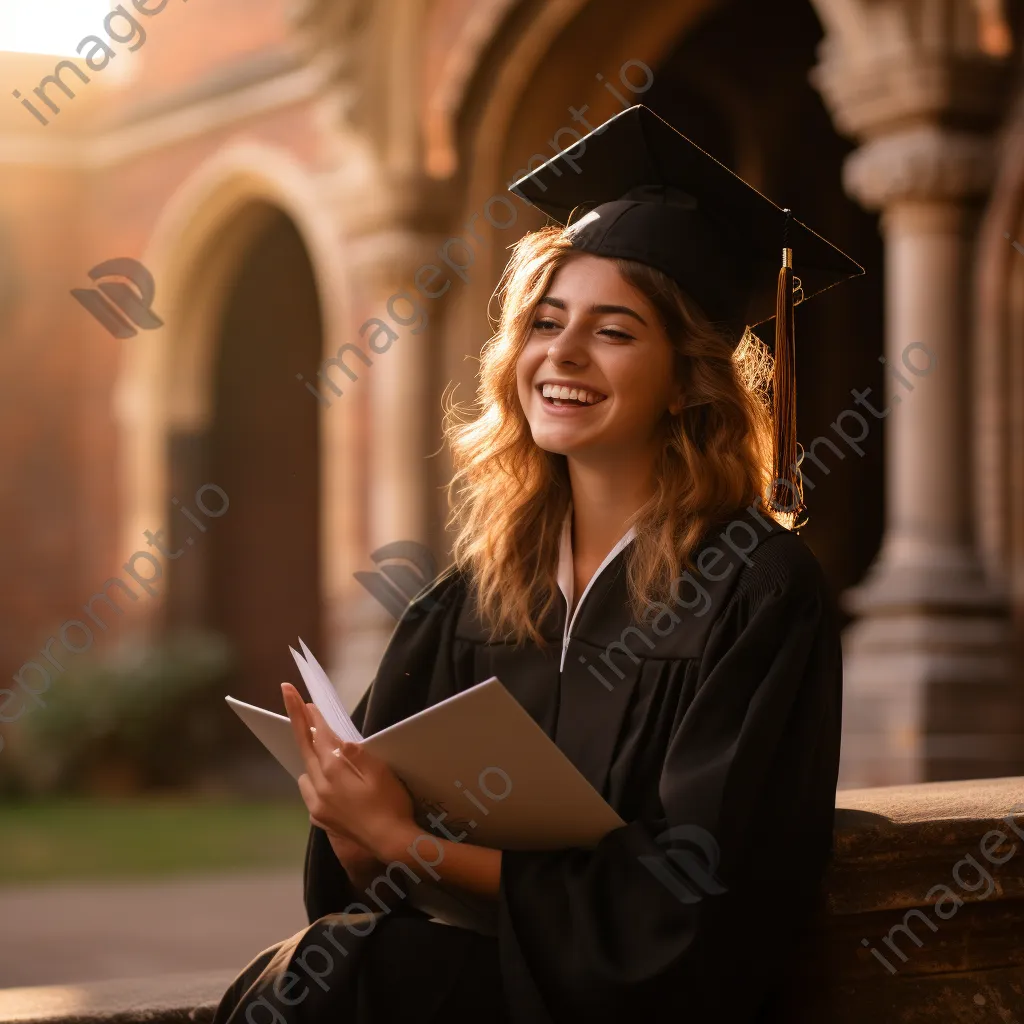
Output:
top-left (226, 639), bottom-right (624, 933)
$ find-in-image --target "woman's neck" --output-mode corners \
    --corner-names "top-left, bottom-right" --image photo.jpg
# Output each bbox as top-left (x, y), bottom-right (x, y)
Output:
top-left (566, 457), bottom-right (656, 568)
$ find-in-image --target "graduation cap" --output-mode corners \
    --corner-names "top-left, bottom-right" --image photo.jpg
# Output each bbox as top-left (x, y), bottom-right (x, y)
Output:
top-left (508, 104), bottom-right (864, 526)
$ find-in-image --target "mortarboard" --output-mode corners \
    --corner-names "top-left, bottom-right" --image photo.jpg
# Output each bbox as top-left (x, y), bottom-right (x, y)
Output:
top-left (508, 104), bottom-right (865, 527)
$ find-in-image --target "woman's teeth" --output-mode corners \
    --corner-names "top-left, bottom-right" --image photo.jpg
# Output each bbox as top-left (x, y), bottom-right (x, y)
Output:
top-left (540, 384), bottom-right (607, 406)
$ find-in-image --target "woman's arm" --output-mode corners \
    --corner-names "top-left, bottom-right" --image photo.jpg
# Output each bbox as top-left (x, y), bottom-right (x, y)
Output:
top-left (380, 823), bottom-right (501, 899)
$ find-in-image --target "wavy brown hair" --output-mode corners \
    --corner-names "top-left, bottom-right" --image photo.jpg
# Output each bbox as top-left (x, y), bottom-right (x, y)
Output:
top-left (442, 224), bottom-right (780, 647)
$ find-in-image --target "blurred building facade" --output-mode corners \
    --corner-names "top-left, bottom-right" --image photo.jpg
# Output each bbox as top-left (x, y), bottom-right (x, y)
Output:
top-left (0, 0), bottom-right (1021, 788)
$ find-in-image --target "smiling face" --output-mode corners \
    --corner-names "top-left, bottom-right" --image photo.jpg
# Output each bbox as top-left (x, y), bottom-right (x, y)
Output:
top-left (516, 253), bottom-right (684, 464)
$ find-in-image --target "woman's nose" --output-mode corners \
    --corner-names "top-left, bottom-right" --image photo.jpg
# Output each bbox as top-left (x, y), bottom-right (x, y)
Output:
top-left (547, 323), bottom-right (588, 364)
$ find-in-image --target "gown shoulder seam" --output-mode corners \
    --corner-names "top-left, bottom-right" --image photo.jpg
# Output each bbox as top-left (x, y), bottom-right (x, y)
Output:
top-left (724, 528), bottom-right (826, 610)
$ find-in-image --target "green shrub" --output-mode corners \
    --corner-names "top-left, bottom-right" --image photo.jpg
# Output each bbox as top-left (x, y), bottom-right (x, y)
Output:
top-left (2, 630), bottom-right (236, 796)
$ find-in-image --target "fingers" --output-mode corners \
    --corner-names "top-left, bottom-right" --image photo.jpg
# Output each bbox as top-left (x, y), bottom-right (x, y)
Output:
top-left (342, 741), bottom-right (391, 788)
top-left (297, 771), bottom-right (319, 812)
top-left (281, 682), bottom-right (309, 724)
top-left (343, 740), bottom-right (380, 773)
top-left (307, 704), bottom-right (364, 779)
top-left (299, 772), bottom-right (344, 835)
top-left (282, 683), bottom-right (328, 789)
top-left (306, 702), bottom-right (343, 748)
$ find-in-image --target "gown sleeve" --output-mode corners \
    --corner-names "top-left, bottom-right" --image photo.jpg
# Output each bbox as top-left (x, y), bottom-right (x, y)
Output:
top-left (497, 533), bottom-right (843, 1022)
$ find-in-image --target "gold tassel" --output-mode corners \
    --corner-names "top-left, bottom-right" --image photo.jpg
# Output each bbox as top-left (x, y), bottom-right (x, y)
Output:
top-left (767, 234), bottom-right (806, 528)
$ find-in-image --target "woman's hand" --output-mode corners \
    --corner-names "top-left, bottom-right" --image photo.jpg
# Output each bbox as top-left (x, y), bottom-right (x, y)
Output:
top-left (281, 682), bottom-right (501, 900)
top-left (282, 682), bottom-right (417, 865)
top-left (311, 817), bottom-right (385, 891)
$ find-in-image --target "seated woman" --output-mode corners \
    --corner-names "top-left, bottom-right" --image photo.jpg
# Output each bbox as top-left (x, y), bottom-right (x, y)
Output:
top-left (212, 104), bottom-right (861, 1024)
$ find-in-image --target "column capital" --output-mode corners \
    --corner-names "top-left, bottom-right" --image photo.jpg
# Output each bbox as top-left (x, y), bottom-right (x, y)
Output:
top-left (289, 0), bottom-right (430, 185)
top-left (344, 225), bottom-right (454, 297)
top-left (289, 0), bottom-right (375, 139)
top-left (329, 166), bottom-right (460, 239)
top-left (809, 0), bottom-right (1014, 143)
top-left (842, 126), bottom-right (995, 210)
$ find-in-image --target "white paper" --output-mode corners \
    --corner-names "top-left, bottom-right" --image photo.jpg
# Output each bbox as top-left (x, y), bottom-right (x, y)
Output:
top-left (289, 639), bottom-right (362, 743)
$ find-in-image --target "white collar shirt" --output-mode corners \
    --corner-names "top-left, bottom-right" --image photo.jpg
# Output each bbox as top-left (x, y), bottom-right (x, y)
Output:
top-left (555, 503), bottom-right (638, 673)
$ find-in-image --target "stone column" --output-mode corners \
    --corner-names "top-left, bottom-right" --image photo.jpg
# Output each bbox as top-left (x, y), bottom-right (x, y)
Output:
top-left (838, 130), bottom-right (1016, 785)
top-left (321, 225), bottom-right (448, 711)
top-left (809, 0), bottom-right (1018, 786)
top-left (354, 232), bottom-right (437, 551)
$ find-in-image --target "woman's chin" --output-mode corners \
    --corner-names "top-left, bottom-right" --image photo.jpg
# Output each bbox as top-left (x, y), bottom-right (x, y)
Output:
top-left (529, 431), bottom-right (594, 459)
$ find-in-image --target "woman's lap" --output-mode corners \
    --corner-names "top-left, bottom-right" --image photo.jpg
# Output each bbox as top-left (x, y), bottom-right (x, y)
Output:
top-left (213, 911), bottom-right (507, 1024)
top-left (361, 916), bottom-right (507, 1021)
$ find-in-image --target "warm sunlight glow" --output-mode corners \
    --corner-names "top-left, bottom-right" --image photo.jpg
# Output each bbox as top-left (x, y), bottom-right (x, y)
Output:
top-left (0, 2), bottom-right (112, 56)
top-left (974, 0), bottom-right (1014, 57)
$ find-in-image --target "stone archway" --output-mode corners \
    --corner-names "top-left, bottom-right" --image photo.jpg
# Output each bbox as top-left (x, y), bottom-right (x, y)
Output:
top-left (193, 207), bottom-right (323, 708)
top-left (114, 143), bottom-right (359, 703)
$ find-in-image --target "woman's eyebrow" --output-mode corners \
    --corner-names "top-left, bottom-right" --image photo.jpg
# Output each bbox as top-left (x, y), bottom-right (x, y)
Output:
top-left (537, 296), bottom-right (648, 327)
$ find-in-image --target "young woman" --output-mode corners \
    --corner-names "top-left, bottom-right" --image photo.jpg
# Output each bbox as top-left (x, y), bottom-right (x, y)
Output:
top-left (212, 105), bottom-right (857, 1024)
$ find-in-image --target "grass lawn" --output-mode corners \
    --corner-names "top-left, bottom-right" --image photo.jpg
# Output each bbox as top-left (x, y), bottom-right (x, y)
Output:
top-left (0, 798), bottom-right (312, 886)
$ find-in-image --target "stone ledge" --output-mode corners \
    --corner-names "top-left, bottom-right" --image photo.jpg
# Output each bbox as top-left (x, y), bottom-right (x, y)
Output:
top-left (836, 775), bottom-right (1024, 829)
top-left (0, 972), bottom-right (233, 1024)
top-left (777, 776), bottom-right (1024, 1022)
top-left (829, 775), bottom-right (1024, 915)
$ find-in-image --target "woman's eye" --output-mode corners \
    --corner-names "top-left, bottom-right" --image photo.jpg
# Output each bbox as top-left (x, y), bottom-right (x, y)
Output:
top-left (531, 320), bottom-right (632, 340)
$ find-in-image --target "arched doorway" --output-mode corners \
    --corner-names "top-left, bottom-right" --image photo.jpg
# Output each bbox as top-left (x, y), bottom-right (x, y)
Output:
top-left (166, 206), bottom-right (324, 711)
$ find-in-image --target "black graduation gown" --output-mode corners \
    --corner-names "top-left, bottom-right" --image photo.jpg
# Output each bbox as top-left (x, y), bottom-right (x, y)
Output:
top-left (211, 504), bottom-right (842, 1024)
